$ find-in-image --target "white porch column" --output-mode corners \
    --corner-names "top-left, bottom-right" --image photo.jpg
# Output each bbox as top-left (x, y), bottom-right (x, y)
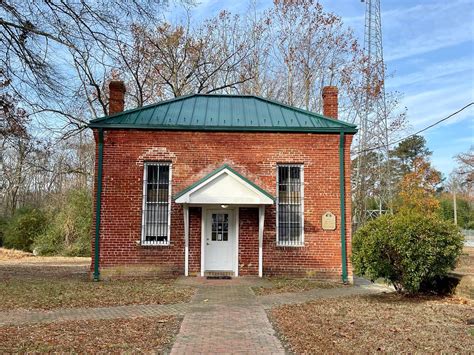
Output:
top-left (183, 204), bottom-right (189, 276)
top-left (258, 205), bottom-right (265, 277)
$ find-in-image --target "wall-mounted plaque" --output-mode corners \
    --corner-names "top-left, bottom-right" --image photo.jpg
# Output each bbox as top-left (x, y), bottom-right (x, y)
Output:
top-left (322, 212), bottom-right (336, 230)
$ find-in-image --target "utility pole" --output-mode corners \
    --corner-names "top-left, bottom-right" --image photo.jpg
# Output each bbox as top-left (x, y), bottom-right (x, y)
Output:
top-left (354, 0), bottom-right (391, 227)
top-left (453, 181), bottom-right (458, 225)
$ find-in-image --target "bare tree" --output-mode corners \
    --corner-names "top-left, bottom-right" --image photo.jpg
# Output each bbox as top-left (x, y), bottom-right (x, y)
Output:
top-left (123, 10), bottom-right (254, 100)
top-left (1, 0), bottom-right (178, 130)
top-left (454, 146), bottom-right (474, 194)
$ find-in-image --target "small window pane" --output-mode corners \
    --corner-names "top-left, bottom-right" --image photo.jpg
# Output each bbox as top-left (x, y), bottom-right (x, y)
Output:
top-left (290, 166), bottom-right (300, 180)
top-left (279, 166), bottom-right (289, 185)
top-left (211, 213), bottom-right (229, 242)
top-left (159, 165), bottom-right (169, 182)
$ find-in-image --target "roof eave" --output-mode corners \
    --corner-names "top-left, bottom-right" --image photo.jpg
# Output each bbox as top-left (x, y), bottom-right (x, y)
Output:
top-left (87, 123), bottom-right (357, 134)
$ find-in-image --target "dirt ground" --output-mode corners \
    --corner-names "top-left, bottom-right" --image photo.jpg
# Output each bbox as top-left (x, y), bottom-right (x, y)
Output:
top-left (270, 293), bottom-right (473, 354)
top-left (0, 247), bottom-right (90, 264)
top-left (0, 249), bottom-right (194, 311)
top-left (0, 316), bottom-right (181, 353)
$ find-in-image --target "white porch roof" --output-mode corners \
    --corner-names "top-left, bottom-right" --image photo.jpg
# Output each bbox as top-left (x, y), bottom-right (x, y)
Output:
top-left (174, 164), bottom-right (274, 205)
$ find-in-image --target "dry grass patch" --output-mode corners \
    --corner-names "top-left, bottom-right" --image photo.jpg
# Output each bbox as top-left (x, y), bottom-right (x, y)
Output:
top-left (253, 277), bottom-right (344, 296)
top-left (0, 257), bottom-right (195, 310)
top-left (270, 293), bottom-right (473, 353)
top-left (0, 247), bottom-right (33, 261)
top-left (0, 316), bottom-right (180, 353)
top-left (0, 278), bottom-right (195, 311)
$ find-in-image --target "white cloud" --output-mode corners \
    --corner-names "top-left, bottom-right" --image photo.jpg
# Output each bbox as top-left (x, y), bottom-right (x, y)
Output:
top-left (385, 29), bottom-right (472, 63)
top-left (381, 0), bottom-right (474, 61)
top-left (387, 56), bottom-right (473, 90)
top-left (402, 84), bottom-right (474, 129)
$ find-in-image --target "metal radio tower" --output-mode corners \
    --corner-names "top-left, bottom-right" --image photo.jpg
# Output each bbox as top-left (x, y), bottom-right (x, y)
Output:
top-left (354, 0), bottom-right (391, 226)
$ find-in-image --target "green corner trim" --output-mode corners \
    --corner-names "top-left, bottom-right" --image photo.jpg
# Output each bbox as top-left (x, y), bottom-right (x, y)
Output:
top-left (339, 132), bottom-right (348, 283)
top-left (93, 129), bottom-right (104, 282)
top-left (174, 164), bottom-right (275, 201)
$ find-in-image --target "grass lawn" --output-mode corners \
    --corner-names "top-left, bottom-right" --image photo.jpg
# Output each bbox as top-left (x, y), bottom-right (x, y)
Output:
top-left (0, 278), bottom-right (195, 311)
top-left (270, 293), bottom-right (473, 353)
top-left (252, 277), bottom-right (344, 296)
top-left (0, 316), bottom-right (180, 353)
top-left (0, 249), bottom-right (195, 310)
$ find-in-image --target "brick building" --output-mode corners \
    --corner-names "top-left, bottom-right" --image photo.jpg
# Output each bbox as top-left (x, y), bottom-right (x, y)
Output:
top-left (89, 82), bottom-right (357, 281)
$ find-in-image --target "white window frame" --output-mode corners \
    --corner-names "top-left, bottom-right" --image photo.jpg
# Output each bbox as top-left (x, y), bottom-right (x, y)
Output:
top-left (276, 164), bottom-right (304, 247)
top-left (141, 162), bottom-right (172, 246)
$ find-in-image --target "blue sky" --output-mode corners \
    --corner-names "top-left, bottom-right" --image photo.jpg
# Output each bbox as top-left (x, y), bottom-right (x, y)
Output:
top-left (180, 0), bottom-right (474, 177)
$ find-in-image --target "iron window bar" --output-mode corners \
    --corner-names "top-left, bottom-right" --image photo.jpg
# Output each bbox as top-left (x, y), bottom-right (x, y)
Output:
top-left (141, 162), bottom-right (172, 246)
top-left (276, 164), bottom-right (304, 246)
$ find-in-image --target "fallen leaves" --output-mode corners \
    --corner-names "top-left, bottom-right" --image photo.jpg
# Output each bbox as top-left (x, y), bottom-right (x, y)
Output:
top-left (0, 278), bottom-right (195, 311)
top-left (269, 293), bottom-right (474, 353)
top-left (0, 259), bottom-right (195, 311)
top-left (0, 316), bottom-right (181, 353)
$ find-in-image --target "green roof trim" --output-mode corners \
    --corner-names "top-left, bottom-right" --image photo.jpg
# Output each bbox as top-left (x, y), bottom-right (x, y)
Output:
top-left (88, 94), bottom-right (357, 134)
top-left (174, 164), bottom-right (275, 201)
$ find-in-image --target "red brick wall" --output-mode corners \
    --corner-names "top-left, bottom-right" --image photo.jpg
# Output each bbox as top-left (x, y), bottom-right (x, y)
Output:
top-left (238, 208), bottom-right (259, 276)
top-left (188, 207), bottom-right (201, 275)
top-left (91, 129), bottom-right (353, 279)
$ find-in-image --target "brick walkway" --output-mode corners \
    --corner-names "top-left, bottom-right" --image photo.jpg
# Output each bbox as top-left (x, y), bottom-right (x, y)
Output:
top-left (170, 285), bottom-right (285, 354)
top-left (0, 277), bottom-right (390, 353)
top-left (0, 303), bottom-right (192, 327)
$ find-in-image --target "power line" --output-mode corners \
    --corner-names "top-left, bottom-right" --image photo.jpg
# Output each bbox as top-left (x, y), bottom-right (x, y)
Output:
top-left (354, 101), bottom-right (474, 155)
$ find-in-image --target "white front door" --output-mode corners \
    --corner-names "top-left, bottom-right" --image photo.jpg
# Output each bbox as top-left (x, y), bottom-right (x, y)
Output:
top-left (205, 209), bottom-right (235, 272)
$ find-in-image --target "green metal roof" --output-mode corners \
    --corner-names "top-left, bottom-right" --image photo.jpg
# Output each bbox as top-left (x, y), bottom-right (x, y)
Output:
top-left (88, 94), bottom-right (357, 133)
top-left (174, 163), bottom-right (275, 201)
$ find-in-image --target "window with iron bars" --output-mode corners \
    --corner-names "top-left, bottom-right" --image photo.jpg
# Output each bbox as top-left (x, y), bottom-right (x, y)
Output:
top-left (277, 164), bottom-right (304, 246)
top-left (141, 162), bottom-right (171, 245)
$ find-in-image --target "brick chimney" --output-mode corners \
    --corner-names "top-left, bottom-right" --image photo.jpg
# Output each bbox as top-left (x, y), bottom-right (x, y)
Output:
top-left (322, 86), bottom-right (338, 119)
top-left (109, 80), bottom-right (126, 115)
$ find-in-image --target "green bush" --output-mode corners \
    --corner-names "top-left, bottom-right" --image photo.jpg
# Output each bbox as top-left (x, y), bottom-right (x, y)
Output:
top-left (352, 212), bottom-right (464, 294)
top-left (3, 208), bottom-right (48, 252)
top-left (34, 189), bottom-right (92, 256)
top-left (0, 215), bottom-right (9, 246)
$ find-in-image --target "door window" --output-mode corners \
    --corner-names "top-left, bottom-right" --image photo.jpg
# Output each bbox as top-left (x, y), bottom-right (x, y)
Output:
top-left (211, 213), bottom-right (229, 241)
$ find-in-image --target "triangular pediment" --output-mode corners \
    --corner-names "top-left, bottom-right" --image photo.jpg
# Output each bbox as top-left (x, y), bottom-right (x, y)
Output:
top-left (175, 165), bottom-right (274, 205)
